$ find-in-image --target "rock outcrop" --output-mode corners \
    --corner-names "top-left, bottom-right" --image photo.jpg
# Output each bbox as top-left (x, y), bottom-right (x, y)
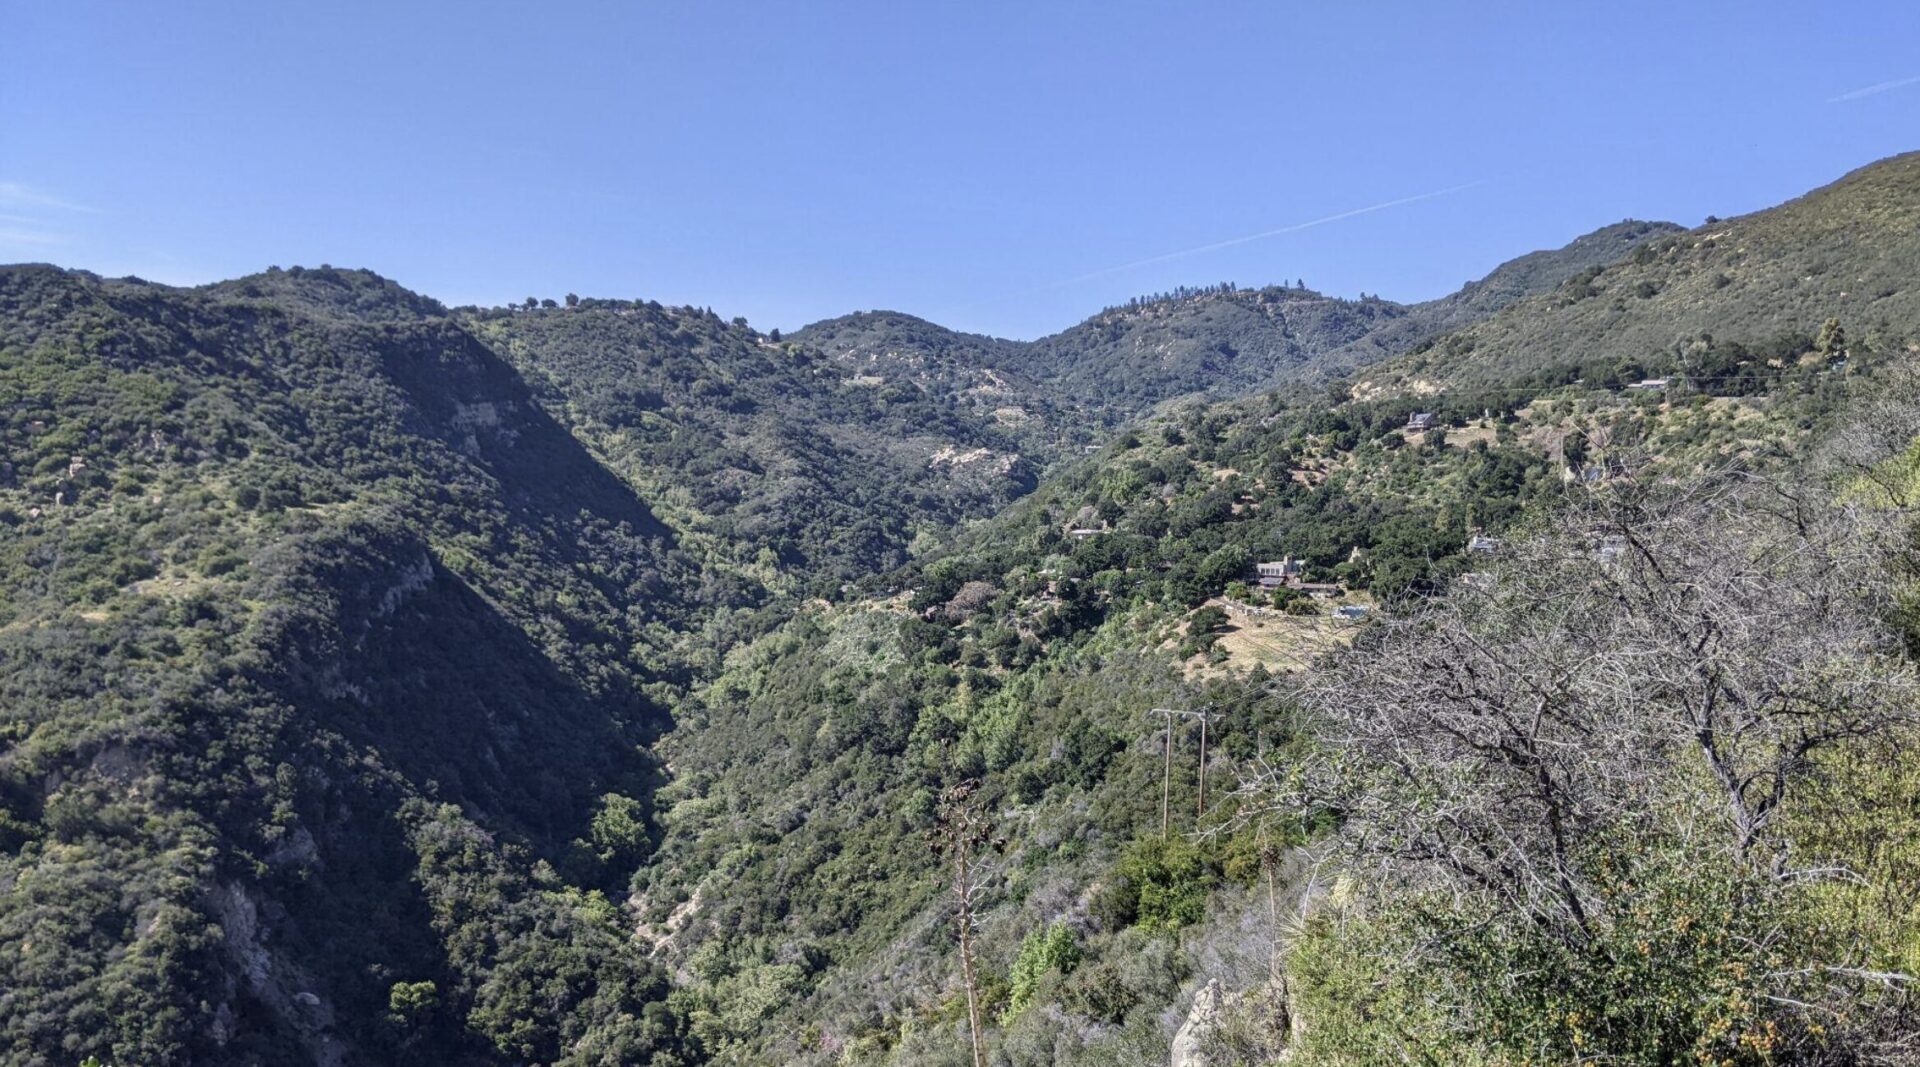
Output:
top-left (1170, 980), bottom-right (1224, 1067)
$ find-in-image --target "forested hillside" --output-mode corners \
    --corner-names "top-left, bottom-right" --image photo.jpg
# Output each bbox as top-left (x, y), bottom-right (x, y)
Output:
top-left (639, 315), bottom-right (1888, 1065)
top-left (1317, 218), bottom-right (1683, 369)
top-left (4, 152), bottom-right (1920, 1067)
top-left (0, 265), bottom-right (708, 1064)
top-left (792, 218), bottom-right (1679, 425)
top-left (768, 311), bottom-right (1053, 434)
top-left (466, 301), bottom-right (1047, 603)
top-left (636, 156), bottom-right (1920, 1065)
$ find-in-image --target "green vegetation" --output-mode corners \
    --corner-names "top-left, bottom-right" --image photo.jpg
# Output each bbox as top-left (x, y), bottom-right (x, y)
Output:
top-left (1093, 836), bottom-right (1218, 932)
top-left (468, 299), bottom-right (1048, 600)
top-left (795, 217), bottom-right (1662, 424)
top-left (1001, 922), bottom-right (1079, 1024)
top-left (1263, 480), bottom-right (1919, 1064)
top-left (5, 151), bottom-right (1920, 1066)
top-left (624, 154), bottom-right (1920, 1065)
top-left (1375, 152), bottom-right (1920, 389)
top-left (0, 265), bottom-right (699, 1063)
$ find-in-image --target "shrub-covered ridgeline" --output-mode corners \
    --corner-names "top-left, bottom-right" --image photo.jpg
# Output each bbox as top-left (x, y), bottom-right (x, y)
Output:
top-left (792, 216), bottom-right (1674, 426)
top-left (3, 152), bottom-right (1920, 1066)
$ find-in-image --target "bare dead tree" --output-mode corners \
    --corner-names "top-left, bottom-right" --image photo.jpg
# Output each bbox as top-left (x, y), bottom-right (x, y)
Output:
top-left (929, 779), bottom-right (998, 1067)
top-left (1226, 365), bottom-right (1920, 1058)
top-left (1816, 364), bottom-right (1920, 507)
top-left (1233, 475), bottom-right (1918, 1028)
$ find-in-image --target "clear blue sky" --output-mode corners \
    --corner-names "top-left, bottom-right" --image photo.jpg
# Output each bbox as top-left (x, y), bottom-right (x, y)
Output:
top-left (4, 2), bottom-right (1918, 339)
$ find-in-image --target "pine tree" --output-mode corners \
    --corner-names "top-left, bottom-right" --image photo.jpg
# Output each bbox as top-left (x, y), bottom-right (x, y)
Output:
top-left (1816, 317), bottom-right (1846, 356)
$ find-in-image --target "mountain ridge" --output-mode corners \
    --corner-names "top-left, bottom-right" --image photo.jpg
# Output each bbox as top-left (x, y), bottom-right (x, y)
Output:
top-left (1363, 150), bottom-right (1920, 390)
top-left (790, 217), bottom-right (1684, 423)
top-left (4, 150), bottom-right (1920, 1066)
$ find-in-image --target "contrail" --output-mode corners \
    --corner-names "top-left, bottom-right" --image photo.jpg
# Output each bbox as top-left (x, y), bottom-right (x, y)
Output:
top-left (1828, 74), bottom-right (1920, 102)
top-left (1027, 179), bottom-right (1486, 294)
top-left (0, 228), bottom-right (67, 247)
top-left (0, 182), bottom-right (97, 214)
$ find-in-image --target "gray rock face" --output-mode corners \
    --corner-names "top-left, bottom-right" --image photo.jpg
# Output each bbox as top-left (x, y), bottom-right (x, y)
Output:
top-left (1169, 976), bottom-right (1302, 1066)
top-left (1170, 979), bottom-right (1223, 1067)
top-left (209, 881), bottom-right (349, 1067)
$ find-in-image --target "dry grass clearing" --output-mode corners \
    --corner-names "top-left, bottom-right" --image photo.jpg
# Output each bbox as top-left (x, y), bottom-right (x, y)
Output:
top-left (1181, 597), bottom-right (1366, 678)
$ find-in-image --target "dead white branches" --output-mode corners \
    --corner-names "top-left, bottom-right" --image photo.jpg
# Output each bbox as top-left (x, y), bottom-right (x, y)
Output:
top-left (1244, 475), bottom-right (1916, 937)
top-left (1817, 365), bottom-right (1920, 507)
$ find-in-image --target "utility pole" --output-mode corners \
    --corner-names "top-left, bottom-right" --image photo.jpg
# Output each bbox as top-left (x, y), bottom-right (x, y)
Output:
top-left (1148, 706), bottom-right (1215, 833)
top-left (1148, 708), bottom-right (1176, 837)
top-left (1196, 705), bottom-right (1212, 819)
